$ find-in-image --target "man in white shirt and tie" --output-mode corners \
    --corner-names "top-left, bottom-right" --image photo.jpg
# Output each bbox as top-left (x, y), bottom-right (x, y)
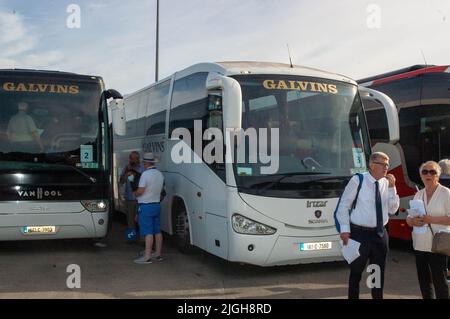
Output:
top-left (336, 152), bottom-right (400, 299)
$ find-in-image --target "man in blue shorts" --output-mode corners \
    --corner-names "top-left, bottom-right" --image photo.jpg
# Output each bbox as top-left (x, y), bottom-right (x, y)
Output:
top-left (133, 152), bottom-right (164, 264)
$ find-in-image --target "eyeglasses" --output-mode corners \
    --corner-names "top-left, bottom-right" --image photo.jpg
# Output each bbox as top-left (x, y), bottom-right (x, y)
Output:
top-left (421, 169), bottom-right (437, 176)
top-left (373, 162), bottom-right (389, 168)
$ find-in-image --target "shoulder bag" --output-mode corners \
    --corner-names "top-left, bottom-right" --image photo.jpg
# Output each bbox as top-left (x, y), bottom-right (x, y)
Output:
top-left (423, 193), bottom-right (450, 256)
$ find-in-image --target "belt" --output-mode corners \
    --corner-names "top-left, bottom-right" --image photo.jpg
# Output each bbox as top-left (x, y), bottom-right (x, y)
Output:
top-left (350, 223), bottom-right (378, 232)
top-left (139, 202), bottom-right (159, 205)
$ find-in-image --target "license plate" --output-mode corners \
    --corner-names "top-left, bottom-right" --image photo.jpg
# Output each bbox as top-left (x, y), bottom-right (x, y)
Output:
top-left (23, 226), bottom-right (56, 234)
top-left (300, 241), bottom-right (332, 251)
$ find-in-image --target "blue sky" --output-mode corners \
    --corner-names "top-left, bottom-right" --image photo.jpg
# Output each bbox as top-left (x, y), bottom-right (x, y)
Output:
top-left (0, 0), bottom-right (449, 94)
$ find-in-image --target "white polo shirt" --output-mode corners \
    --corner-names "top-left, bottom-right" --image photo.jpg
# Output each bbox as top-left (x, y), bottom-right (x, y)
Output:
top-left (136, 167), bottom-right (164, 204)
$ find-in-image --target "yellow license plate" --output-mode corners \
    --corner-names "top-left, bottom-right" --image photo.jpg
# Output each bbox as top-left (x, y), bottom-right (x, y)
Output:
top-left (23, 226), bottom-right (56, 234)
top-left (300, 242), bottom-right (332, 251)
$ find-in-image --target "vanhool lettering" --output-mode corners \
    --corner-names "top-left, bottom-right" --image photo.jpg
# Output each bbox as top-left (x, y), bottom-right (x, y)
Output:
top-left (2, 82), bottom-right (80, 94)
top-left (262, 79), bottom-right (339, 94)
top-left (17, 189), bottom-right (62, 198)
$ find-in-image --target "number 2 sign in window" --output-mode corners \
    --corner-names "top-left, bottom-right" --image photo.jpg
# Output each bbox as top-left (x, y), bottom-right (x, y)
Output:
top-left (80, 144), bottom-right (93, 163)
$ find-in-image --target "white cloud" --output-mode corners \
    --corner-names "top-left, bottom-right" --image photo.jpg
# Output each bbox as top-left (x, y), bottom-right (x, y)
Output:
top-left (0, 11), bottom-right (25, 44)
top-left (22, 50), bottom-right (64, 68)
top-left (2, 35), bottom-right (37, 57)
top-left (0, 9), bottom-right (64, 69)
top-left (0, 57), bottom-right (17, 69)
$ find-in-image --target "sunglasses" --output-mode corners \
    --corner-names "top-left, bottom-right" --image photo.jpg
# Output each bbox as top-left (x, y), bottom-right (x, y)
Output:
top-left (421, 169), bottom-right (437, 176)
top-left (373, 162), bottom-right (389, 168)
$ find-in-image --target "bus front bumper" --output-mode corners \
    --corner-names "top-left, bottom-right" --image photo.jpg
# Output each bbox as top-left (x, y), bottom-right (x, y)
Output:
top-left (229, 234), bottom-right (344, 266)
top-left (0, 211), bottom-right (108, 241)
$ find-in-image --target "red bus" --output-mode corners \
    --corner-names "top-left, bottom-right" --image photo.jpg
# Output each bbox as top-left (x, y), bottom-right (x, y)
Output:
top-left (359, 64), bottom-right (450, 240)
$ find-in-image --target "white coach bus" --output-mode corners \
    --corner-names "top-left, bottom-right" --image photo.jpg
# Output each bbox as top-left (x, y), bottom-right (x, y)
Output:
top-left (113, 62), bottom-right (399, 266)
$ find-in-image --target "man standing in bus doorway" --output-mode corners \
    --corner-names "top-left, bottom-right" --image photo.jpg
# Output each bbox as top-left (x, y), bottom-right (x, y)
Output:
top-left (336, 152), bottom-right (400, 299)
top-left (119, 151), bottom-right (144, 243)
top-left (6, 102), bottom-right (44, 153)
top-left (133, 152), bottom-right (164, 264)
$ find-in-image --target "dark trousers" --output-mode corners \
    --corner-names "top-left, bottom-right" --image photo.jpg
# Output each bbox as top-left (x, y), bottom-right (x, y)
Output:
top-left (415, 251), bottom-right (449, 299)
top-left (348, 225), bottom-right (389, 299)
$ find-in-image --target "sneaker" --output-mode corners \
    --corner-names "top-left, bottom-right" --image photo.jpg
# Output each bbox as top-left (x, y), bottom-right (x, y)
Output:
top-left (138, 250), bottom-right (156, 257)
top-left (133, 256), bottom-right (152, 264)
top-left (153, 255), bottom-right (163, 262)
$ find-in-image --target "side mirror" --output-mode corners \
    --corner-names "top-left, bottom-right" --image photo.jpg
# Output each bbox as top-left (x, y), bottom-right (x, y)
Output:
top-left (109, 97), bottom-right (126, 136)
top-left (206, 73), bottom-right (242, 129)
top-left (105, 89), bottom-right (123, 100)
top-left (358, 86), bottom-right (399, 144)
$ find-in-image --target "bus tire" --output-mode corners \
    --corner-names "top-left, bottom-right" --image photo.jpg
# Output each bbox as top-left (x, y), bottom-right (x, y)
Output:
top-left (173, 202), bottom-right (194, 253)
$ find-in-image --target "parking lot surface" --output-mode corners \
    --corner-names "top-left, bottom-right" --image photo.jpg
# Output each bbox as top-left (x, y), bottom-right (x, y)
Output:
top-left (0, 217), bottom-right (422, 299)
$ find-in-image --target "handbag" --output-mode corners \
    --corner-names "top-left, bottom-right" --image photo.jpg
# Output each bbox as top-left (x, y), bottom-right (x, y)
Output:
top-left (429, 225), bottom-right (450, 256)
top-left (423, 193), bottom-right (450, 256)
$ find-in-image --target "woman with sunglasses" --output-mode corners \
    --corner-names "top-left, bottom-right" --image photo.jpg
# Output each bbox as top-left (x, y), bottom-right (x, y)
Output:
top-left (406, 161), bottom-right (450, 299)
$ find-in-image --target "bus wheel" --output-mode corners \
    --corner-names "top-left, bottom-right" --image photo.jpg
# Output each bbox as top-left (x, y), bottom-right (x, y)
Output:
top-left (174, 208), bottom-right (194, 253)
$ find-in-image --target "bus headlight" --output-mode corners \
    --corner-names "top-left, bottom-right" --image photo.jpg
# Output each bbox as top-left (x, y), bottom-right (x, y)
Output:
top-left (232, 214), bottom-right (276, 235)
top-left (81, 200), bottom-right (108, 212)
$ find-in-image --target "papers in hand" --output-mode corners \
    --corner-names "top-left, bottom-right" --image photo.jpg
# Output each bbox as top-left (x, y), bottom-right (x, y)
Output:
top-left (341, 239), bottom-right (360, 264)
top-left (409, 199), bottom-right (426, 217)
top-left (408, 199), bottom-right (427, 234)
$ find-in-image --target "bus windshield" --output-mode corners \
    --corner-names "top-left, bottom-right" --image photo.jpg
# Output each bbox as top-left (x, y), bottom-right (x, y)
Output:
top-left (232, 75), bottom-right (370, 198)
top-left (0, 75), bottom-right (102, 170)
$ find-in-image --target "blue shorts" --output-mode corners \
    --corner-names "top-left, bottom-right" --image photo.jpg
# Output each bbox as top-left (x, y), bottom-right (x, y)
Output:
top-left (138, 203), bottom-right (161, 236)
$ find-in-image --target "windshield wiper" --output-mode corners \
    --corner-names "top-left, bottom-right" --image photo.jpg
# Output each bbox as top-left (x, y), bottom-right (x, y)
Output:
top-left (255, 172), bottom-right (331, 195)
top-left (0, 160), bottom-right (97, 183)
top-left (314, 176), bottom-right (351, 182)
top-left (46, 163), bottom-right (97, 183)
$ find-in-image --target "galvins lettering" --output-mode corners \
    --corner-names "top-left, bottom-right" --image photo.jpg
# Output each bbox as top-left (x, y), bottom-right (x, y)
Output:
top-left (2, 82), bottom-right (79, 94)
top-left (263, 79), bottom-right (338, 94)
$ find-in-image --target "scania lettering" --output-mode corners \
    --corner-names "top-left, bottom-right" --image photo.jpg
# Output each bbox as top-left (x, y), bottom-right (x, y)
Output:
top-left (113, 62), bottom-right (399, 266)
top-left (0, 69), bottom-right (125, 240)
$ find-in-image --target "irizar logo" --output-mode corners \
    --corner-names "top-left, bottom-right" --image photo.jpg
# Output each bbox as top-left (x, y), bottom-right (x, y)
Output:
top-left (17, 188), bottom-right (62, 199)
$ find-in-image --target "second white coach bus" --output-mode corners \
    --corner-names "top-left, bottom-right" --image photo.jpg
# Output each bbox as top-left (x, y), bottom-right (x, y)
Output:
top-left (113, 62), bottom-right (399, 266)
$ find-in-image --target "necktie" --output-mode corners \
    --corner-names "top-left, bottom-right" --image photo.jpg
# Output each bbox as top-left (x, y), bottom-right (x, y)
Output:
top-left (375, 181), bottom-right (384, 237)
